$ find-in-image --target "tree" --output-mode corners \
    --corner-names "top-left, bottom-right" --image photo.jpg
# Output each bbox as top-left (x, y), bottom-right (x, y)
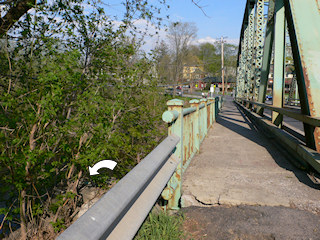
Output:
top-left (0, 0), bottom-right (35, 37)
top-left (0, 0), bottom-right (169, 38)
top-left (167, 21), bottom-right (197, 86)
top-left (154, 40), bottom-right (172, 84)
top-left (219, 43), bottom-right (238, 83)
top-left (183, 44), bottom-right (201, 66)
top-left (0, 1), bottom-right (170, 239)
top-left (197, 42), bottom-right (220, 77)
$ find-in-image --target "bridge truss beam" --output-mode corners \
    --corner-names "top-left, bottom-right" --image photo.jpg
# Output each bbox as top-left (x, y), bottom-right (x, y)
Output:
top-left (236, 0), bottom-right (320, 153)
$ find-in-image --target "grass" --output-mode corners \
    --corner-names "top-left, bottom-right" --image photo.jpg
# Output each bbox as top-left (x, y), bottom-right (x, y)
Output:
top-left (134, 211), bottom-right (185, 240)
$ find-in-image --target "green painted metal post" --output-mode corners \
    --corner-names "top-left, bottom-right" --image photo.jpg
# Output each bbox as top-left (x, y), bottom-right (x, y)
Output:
top-left (236, 0), bottom-right (249, 100)
top-left (190, 99), bottom-right (200, 153)
top-left (199, 101), bottom-right (204, 142)
top-left (206, 100), bottom-right (211, 130)
top-left (183, 113), bottom-right (190, 166)
top-left (212, 98), bottom-right (216, 122)
top-left (215, 97), bottom-right (219, 117)
top-left (285, 0), bottom-right (320, 151)
top-left (253, 0), bottom-right (265, 101)
top-left (164, 99), bottom-right (183, 209)
top-left (272, 0), bottom-right (285, 127)
top-left (200, 98), bottom-right (208, 140)
top-left (257, 0), bottom-right (276, 115)
top-left (208, 97), bottom-right (214, 128)
top-left (246, 2), bottom-right (256, 101)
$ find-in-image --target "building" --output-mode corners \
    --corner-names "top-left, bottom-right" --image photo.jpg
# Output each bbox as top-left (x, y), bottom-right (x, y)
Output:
top-left (267, 65), bottom-right (295, 94)
top-left (182, 66), bottom-right (206, 81)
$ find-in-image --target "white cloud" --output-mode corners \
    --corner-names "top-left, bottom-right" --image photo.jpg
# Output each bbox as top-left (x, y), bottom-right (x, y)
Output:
top-left (193, 36), bottom-right (217, 45)
top-left (102, 18), bottom-right (241, 52)
top-left (193, 36), bottom-right (240, 46)
top-left (141, 33), bottom-right (240, 52)
top-left (225, 38), bottom-right (240, 45)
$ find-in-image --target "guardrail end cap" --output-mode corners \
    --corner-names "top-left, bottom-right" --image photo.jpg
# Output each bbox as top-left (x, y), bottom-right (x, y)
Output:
top-left (167, 99), bottom-right (184, 106)
top-left (189, 99), bottom-right (200, 104)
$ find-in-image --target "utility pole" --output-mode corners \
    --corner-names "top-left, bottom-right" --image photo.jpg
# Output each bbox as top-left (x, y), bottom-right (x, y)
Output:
top-left (221, 37), bottom-right (225, 95)
top-left (220, 36), bottom-right (227, 95)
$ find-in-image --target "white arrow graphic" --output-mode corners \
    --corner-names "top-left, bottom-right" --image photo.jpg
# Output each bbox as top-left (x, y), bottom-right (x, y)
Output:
top-left (89, 160), bottom-right (117, 175)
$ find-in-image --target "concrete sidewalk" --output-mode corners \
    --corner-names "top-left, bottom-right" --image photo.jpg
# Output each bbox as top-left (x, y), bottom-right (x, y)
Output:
top-left (182, 97), bottom-right (320, 213)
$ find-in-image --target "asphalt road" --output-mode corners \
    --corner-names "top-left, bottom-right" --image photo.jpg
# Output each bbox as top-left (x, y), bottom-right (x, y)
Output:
top-left (183, 205), bottom-right (320, 240)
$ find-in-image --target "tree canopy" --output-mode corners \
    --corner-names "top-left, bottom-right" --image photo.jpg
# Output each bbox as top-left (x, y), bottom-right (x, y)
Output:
top-left (0, 1), bottom-right (171, 238)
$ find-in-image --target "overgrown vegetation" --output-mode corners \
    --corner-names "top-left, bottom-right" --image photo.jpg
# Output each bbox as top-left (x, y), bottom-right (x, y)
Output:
top-left (0, 0), bottom-right (171, 239)
top-left (0, 1), bottom-right (237, 239)
top-left (135, 211), bottom-right (185, 240)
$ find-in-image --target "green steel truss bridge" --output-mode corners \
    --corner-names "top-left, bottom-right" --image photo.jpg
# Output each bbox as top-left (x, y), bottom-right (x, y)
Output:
top-left (58, 1), bottom-right (320, 239)
top-left (236, 0), bottom-right (320, 154)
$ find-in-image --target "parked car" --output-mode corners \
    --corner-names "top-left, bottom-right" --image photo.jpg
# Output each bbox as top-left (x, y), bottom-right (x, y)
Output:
top-left (266, 95), bottom-right (273, 100)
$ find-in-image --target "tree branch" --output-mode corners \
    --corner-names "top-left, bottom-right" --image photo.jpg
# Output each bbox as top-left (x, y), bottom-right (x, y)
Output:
top-left (191, 0), bottom-right (209, 17)
top-left (0, 0), bottom-right (36, 37)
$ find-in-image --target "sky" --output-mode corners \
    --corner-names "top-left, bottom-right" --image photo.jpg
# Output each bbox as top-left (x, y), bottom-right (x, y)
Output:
top-left (161, 0), bottom-right (247, 45)
top-left (104, 0), bottom-right (247, 50)
top-left (2, 0), bottom-right (247, 49)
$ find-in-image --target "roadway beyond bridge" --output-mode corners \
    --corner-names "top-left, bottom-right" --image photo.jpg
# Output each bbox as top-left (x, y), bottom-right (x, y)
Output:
top-left (181, 97), bottom-right (320, 239)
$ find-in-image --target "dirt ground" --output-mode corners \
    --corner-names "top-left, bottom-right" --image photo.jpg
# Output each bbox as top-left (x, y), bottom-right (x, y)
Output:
top-left (182, 205), bottom-right (320, 240)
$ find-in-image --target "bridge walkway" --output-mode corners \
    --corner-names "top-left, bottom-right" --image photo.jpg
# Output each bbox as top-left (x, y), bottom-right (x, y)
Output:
top-left (182, 96), bottom-right (320, 210)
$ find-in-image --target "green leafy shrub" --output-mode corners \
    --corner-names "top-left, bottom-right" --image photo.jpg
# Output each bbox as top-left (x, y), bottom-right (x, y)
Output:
top-left (0, 1), bottom-right (169, 238)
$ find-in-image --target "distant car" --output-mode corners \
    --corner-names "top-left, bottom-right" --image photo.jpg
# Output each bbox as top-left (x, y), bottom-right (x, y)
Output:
top-left (266, 95), bottom-right (273, 100)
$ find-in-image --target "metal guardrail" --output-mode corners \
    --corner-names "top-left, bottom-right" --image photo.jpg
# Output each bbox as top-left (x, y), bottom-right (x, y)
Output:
top-left (240, 99), bottom-right (320, 127)
top-left (161, 96), bottom-right (222, 209)
top-left (57, 135), bottom-right (180, 240)
top-left (57, 96), bottom-right (223, 239)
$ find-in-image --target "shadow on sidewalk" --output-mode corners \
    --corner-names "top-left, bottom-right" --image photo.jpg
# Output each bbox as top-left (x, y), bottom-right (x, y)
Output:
top-left (216, 100), bottom-right (320, 190)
